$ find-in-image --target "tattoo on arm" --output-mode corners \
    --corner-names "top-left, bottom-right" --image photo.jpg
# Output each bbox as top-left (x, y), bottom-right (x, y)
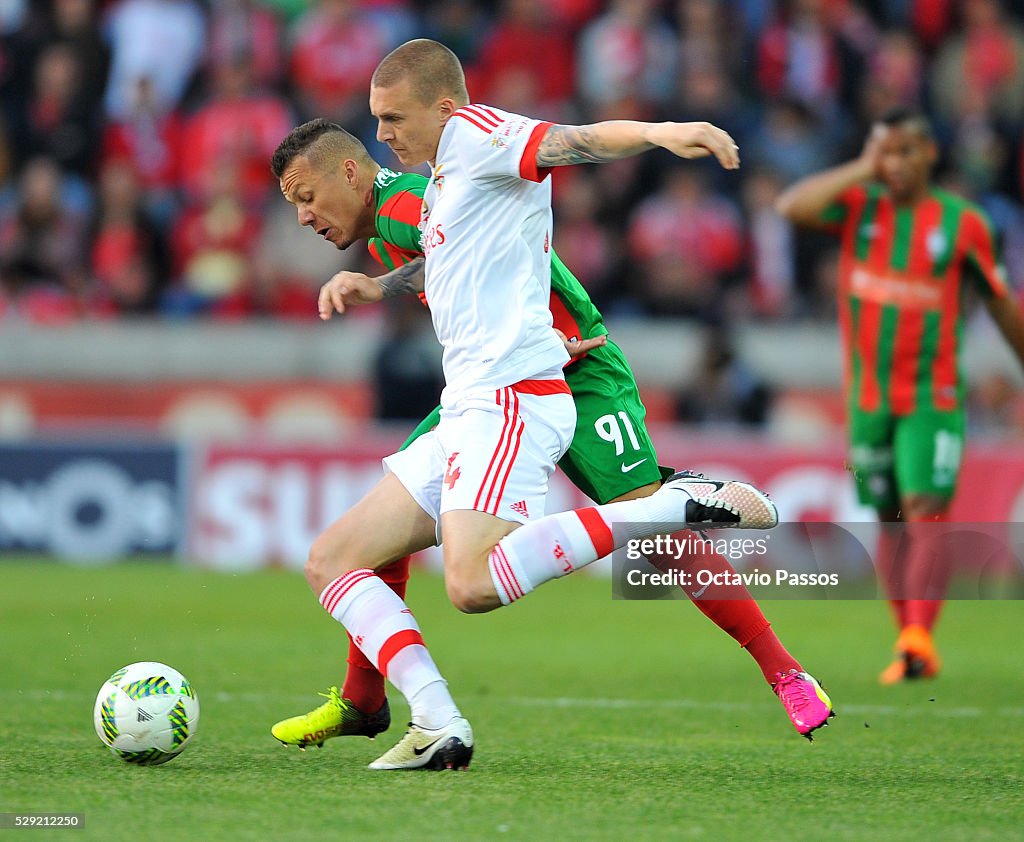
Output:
top-left (378, 257), bottom-right (425, 298)
top-left (535, 124), bottom-right (653, 168)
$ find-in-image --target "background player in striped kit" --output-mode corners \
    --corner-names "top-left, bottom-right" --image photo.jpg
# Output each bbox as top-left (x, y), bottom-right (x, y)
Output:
top-left (776, 108), bottom-right (1024, 683)
top-left (269, 119), bottom-right (832, 752)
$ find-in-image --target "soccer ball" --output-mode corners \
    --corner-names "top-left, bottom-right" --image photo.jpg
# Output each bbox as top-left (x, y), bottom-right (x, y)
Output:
top-left (93, 662), bottom-right (200, 765)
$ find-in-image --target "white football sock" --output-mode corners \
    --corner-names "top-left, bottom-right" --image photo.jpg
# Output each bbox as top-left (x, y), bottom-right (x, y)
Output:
top-left (489, 487), bottom-right (692, 605)
top-left (320, 570), bottom-right (459, 724)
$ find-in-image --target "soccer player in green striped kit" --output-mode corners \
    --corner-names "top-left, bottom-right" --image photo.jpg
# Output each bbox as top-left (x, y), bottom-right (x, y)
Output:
top-left (777, 108), bottom-right (1024, 683)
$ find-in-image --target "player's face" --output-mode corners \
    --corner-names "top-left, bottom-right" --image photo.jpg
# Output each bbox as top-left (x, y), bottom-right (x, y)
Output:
top-left (876, 124), bottom-right (936, 202)
top-left (370, 79), bottom-right (450, 167)
top-left (279, 156), bottom-right (374, 250)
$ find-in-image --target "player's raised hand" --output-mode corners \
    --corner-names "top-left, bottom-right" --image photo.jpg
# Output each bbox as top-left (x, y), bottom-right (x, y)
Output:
top-left (648, 122), bottom-right (740, 170)
top-left (318, 271), bottom-right (384, 319)
top-left (858, 124), bottom-right (888, 180)
top-left (555, 329), bottom-right (608, 358)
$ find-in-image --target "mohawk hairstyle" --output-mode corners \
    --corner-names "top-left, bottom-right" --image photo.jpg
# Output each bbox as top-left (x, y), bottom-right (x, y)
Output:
top-left (876, 107), bottom-right (935, 140)
top-left (371, 38), bottom-right (469, 107)
top-left (270, 118), bottom-right (374, 179)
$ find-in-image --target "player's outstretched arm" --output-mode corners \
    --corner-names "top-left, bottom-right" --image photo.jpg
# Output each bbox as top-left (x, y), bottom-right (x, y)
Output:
top-left (536, 121), bottom-right (740, 171)
top-left (775, 128), bottom-right (884, 228)
top-left (318, 257), bottom-right (425, 320)
top-left (984, 293), bottom-right (1024, 371)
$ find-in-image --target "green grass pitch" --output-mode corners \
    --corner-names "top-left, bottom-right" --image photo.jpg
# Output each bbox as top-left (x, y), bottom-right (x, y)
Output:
top-left (1, 560), bottom-right (1021, 840)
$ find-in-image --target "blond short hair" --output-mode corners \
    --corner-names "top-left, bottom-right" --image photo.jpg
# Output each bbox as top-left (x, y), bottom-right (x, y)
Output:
top-left (372, 39), bottom-right (469, 107)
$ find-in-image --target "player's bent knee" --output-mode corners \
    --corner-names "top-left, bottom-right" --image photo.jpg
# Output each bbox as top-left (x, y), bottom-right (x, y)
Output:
top-left (304, 542), bottom-right (331, 593)
top-left (445, 578), bottom-right (496, 614)
top-left (305, 534), bottom-right (359, 593)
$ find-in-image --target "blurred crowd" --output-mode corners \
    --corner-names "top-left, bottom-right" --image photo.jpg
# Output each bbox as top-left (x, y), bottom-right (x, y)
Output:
top-left (2, 0), bottom-right (1024, 327)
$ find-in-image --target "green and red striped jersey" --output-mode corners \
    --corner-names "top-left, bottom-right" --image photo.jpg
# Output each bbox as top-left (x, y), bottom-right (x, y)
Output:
top-left (820, 184), bottom-right (1009, 415)
top-left (367, 167), bottom-right (607, 354)
top-left (368, 168), bottom-right (424, 270)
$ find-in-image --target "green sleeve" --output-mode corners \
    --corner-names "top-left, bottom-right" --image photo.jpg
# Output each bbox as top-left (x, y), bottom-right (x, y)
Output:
top-left (375, 172), bottom-right (427, 254)
top-left (962, 207), bottom-right (1009, 298)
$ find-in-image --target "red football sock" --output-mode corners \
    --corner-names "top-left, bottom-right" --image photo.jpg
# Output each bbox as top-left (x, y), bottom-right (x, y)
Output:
top-left (918, 597), bottom-right (946, 632)
top-left (902, 512), bottom-right (951, 632)
top-left (649, 532), bottom-right (801, 683)
top-left (743, 625), bottom-right (802, 684)
top-left (874, 523), bottom-right (911, 629)
top-left (341, 555), bottom-right (411, 712)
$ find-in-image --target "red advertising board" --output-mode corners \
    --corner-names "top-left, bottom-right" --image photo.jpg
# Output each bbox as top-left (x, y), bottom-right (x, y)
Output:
top-left (187, 433), bottom-right (1024, 569)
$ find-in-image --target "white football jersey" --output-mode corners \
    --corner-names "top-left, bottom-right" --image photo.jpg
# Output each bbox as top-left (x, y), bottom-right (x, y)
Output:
top-left (422, 103), bottom-right (570, 406)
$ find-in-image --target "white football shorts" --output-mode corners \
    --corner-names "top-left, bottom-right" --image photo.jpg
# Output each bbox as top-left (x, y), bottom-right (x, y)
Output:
top-left (383, 378), bottom-right (576, 533)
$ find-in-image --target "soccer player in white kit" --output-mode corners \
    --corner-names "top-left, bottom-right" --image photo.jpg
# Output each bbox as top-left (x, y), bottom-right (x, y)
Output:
top-left (292, 39), bottom-right (784, 771)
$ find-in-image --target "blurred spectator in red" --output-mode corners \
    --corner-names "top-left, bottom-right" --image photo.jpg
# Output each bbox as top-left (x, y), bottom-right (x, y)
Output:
top-left (9, 42), bottom-right (100, 175)
top-left (47, 0), bottom-right (110, 109)
top-left (207, 0), bottom-right (284, 90)
top-left (576, 0), bottom-right (678, 117)
top-left (931, 0), bottom-right (1024, 125)
top-left (907, 0), bottom-right (953, 51)
top-left (757, 0), bottom-right (847, 117)
top-left (101, 76), bottom-right (185, 228)
top-left (472, 0), bottom-right (575, 116)
top-left (88, 158), bottom-right (167, 314)
top-left (627, 167), bottom-right (744, 318)
top-left (178, 54), bottom-right (292, 209)
top-left (546, 0), bottom-right (602, 33)
top-left (288, 0), bottom-right (391, 124)
top-left (103, 0), bottom-right (206, 120)
top-left (741, 168), bottom-right (795, 319)
top-left (0, 157), bottom-right (87, 321)
top-left (166, 164), bottom-right (262, 317)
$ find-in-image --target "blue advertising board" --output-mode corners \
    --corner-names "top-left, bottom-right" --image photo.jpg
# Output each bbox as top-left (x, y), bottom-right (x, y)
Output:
top-left (0, 442), bottom-right (183, 560)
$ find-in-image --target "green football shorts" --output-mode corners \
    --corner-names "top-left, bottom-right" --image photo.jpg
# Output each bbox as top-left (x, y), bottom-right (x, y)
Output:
top-left (400, 339), bottom-right (672, 505)
top-left (848, 407), bottom-right (965, 511)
